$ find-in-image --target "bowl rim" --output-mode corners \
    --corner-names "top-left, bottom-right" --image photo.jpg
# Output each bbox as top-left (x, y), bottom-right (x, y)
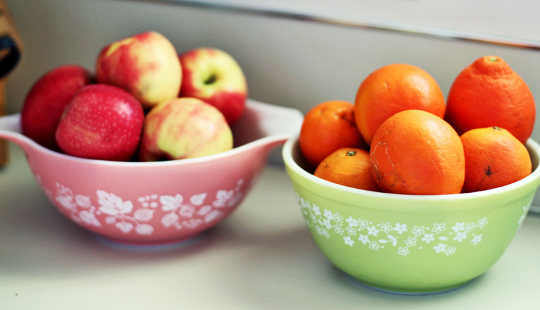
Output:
top-left (282, 134), bottom-right (540, 201)
top-left (7, 99), bottom-right (295, 167)
top-left (23, 133), bottom-right (289, 167)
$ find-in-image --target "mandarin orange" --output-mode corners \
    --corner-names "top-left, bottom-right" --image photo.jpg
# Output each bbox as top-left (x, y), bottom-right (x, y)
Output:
top-left (370, 110), bottom-right (465, 195)
top-left (354, 64), bottom-right (445, 144)
top-left (300, 100), bottom-right (364, 166)
top-left (314, 147), bottom-right (377, 190)
top-left (446, 56), bottom-right (535, 143)
top-left (461, 126), bottom-right (531, 192)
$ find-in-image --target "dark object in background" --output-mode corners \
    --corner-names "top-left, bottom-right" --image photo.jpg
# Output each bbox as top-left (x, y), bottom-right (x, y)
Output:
top-left (0, 0), bottom-right (22, 167)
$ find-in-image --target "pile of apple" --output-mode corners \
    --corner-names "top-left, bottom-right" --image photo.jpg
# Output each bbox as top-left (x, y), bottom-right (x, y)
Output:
top-left (20, 31), bottom-right (248, 161)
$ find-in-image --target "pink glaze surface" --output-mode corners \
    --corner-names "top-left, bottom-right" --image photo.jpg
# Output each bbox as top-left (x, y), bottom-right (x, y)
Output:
top-left (0, 100), bottom-right (303, 244)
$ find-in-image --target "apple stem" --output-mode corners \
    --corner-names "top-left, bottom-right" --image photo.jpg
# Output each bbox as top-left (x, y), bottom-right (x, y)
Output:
top-left (204, 74), bottom-right (217, 85)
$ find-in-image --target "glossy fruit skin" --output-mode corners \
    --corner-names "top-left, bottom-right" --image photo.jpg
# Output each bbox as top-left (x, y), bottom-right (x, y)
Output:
top-left (446, 56), bottom-right (535, 143)
top-left (314, 147), bottom-right (377, 191)
top-left (300, 100), bottom-right (364, 167)
top-left (354, 64), bottom-right (445, 145)
top-left (179, 48), bottom-right (247, 125)
top-left (96, 31), bottom-right (182, 109)
top-left (21, 65), bottom-right (92, 148)
top-left (461, 127), bottom-right (532, 192)
top-left (55, 84), bottom-right (144, 161)
top-left (370, 110), bottom-right (465, 195)
top-left (139, 97), bottom-right (233, 161)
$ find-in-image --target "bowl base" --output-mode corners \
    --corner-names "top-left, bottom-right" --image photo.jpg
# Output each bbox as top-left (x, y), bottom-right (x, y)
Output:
top-left (94, 234), bottom-right (205, 252)
top-left (342, 271), bottom-right (476, 296)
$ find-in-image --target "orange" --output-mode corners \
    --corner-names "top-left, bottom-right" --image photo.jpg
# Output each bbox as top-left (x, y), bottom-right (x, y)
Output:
top-left (460, 126), bottom-right (531, 192)
top-left (314, 147), bottom-right (377, 190)
top-left (300, 100), bottom-right (364, 166)
top-left (354, 64), bottom-right (445, 144)
top-left (446, 56), bottom-right (535, 143)
top-left (370, 110), bottom-right (465, 195)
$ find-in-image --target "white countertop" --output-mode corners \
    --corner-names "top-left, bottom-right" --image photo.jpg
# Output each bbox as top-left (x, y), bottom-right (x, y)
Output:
top-left (0, 143), bottom-right (539, 309)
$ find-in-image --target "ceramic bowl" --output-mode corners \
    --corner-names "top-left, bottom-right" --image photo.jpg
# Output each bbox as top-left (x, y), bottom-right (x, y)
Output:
top-left (283, 135), bottom-right (540, 294)
top-left (0, 100), bottom-right (302, 244)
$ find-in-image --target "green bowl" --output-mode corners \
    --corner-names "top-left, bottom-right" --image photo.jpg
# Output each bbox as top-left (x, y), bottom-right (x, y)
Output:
top-left (282, 135), bottom-right (540, 294)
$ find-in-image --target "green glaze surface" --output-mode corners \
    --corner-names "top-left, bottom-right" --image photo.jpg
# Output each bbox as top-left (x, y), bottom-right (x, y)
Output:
top-left (283, 136), bottom-right (540, 293)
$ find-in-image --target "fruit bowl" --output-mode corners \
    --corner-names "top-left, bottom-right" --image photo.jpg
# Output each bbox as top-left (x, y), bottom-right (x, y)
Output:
top-left (282, 135), bottom-right (540, 294)
top-left (0, 99), bottom-right (302, 244)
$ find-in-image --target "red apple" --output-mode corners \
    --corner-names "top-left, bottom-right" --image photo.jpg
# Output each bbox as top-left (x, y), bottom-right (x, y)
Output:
top-left (96, 31), bottom-right (182, 109)
top-left (179, 48), bottom-right (247, 124)
top-left (21, 65), bottom-right (92, 148)
top-left (55, 84), bottom-right (144, 161)
top-left (139, 97), bottom-right (233, 161)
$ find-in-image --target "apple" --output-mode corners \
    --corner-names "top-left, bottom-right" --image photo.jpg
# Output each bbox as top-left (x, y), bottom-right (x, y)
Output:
top-left (55, 84), bottom-right (144, 161)
top-left (139, 97), bottom-right (233, 161)
top-left (179, 48), bottom-right (247, 124)
top-left (21, 65), bottom-right (92, 148)
top-left (96, 31), bottom-right (181, 109)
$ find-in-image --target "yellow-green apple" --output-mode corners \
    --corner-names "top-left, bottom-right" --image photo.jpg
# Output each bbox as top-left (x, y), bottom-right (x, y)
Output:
top-left (21, 65), bottom-right (92, 148)
top-left (179, 48), bottom-right (247, 124)
top-left (139, 97), bottom-right (233, 161)
top-left (55, 84), bottom-right (144, 161)
top-left (96, 31), bottom-right (181, 108)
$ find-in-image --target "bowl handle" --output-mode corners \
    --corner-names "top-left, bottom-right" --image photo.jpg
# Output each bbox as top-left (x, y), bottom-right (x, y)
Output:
top-left (0, 113), bottom-right (35, 153)
top-left (235, 100), bottom-right (303, 164)
top-left (233, 99), bottom-right (304, 147)
top-left (248, 99), bottom-right (304, 138)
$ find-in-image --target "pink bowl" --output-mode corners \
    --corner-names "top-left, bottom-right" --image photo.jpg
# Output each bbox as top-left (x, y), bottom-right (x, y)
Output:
top-left (0, 100), bottom-right (303, 244)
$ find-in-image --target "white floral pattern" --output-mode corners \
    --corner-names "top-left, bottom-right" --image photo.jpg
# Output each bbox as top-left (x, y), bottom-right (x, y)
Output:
top-left (51, 179), bottom-right (245, 236)
top-left (79, 210), bottom-right (101, 227)
top-left (97, 190), bottom-right (133, 216)
top-left (297, 195), bottom-right (494, 257)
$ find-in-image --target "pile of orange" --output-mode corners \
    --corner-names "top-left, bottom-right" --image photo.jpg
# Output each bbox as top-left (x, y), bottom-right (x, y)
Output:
top-left (299, 56), bottom-right (535, 195)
